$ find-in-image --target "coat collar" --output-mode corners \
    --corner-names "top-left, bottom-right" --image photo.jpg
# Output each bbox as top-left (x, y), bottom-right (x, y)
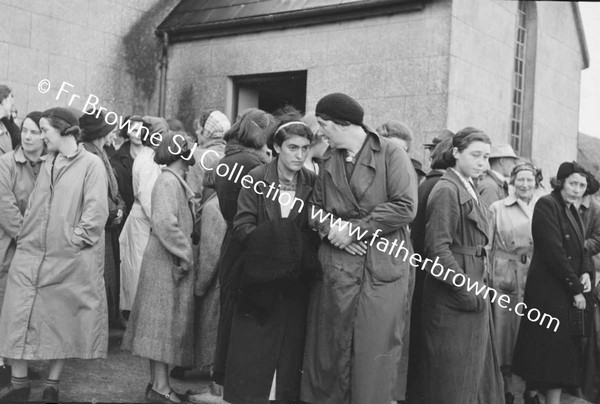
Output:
top-left (322, 130), bottom-right (382, 207)
top-left (262, 159), bottom-right (313, 221)
top-left (442, 168), bottom-right (475, 205)
top-left (162, 167), bottom-right (195, 200)
top-left (551, 190), bottom-right (585, 251)
top-left (442, 168), bottom-right (490, 239)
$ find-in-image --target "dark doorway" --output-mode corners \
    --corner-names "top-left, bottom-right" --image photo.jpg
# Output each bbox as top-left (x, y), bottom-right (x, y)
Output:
top-left (232, 71), bottom-right (307, 117)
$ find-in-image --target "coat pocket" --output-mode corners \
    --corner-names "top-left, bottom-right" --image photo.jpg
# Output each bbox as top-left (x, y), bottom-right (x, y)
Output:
top-left (491, 257), bottom-right (517, 294)
top-left (444, 287), bottom-right (484, 313)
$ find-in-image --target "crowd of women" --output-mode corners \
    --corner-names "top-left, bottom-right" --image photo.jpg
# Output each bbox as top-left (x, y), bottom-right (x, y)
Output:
top-left (0, 84), bottom-right (598, 404)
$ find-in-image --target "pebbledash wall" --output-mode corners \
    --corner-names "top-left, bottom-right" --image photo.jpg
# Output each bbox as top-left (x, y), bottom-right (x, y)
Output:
top-left (163, 0), bottom-right (587, 185)
top-left (0, 0), bottom-right (178, 118)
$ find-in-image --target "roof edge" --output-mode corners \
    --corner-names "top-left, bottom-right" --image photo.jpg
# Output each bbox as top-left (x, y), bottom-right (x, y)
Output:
top-left (572, 2), bottom-right (590, 69)
top-left (156, 0), bottom-right (425, 43)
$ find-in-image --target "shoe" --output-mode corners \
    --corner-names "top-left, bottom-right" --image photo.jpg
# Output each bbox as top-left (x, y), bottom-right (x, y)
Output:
top-left (0, 365), bottom-right (9, 386)
top-left (0, 383), bottom-right (31, 401)
top-left (147, 388), bottom-right (188, 403)
top-left (42, 386), bottom-right (59, 402)
top-left (523, 392), bottom-right (541, 404)
top-left (504, 392), bottom-right (515, 404)
top-left (146, 383), bottom-right (152, 396)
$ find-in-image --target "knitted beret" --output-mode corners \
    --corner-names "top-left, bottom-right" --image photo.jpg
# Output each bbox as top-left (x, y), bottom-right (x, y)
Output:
top-left (315, 93), bottom-right (364, 126)
top-left (41, 107), bottom-right (79, 127)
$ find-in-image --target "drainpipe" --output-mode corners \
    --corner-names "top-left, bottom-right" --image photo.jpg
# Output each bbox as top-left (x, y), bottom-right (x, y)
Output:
top-left (158, 32), bottom-right (169, 117)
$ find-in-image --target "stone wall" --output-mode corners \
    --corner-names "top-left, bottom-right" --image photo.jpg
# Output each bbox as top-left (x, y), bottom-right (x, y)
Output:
top-left (446, 0), bottom-right (586, 183)
top-left (165, 0), bottom-right (453, 163)
top-left (0, 0), bottom-right (177, 119)
top-left (531, 2), bottom-right (585, 179)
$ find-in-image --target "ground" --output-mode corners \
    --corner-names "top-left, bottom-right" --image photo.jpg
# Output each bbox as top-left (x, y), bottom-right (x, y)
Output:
top-left (13, 329), bottom-right (593, 404)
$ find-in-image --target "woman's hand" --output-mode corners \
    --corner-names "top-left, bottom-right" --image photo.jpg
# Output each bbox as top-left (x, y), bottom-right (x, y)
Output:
top-left (580, 273), bottom-right (592, 293)
top-left (573, 293), bottom-right (586, 310)
top-left (344, 241), bottom-right (367, 256)
top-left (327, 221), bottom-right (354, 249)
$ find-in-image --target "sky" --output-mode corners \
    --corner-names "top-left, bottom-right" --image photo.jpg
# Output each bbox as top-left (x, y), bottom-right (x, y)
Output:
top-left (579, 2), bottom-right (600, 138)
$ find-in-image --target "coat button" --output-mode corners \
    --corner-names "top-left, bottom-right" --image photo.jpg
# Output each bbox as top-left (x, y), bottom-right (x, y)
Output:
top-left (74, 228), bottom-right (83, 236)
top-left (356, 277), bottom-right (362, 285)
top-left (568, 256), bottom-right (572, 260)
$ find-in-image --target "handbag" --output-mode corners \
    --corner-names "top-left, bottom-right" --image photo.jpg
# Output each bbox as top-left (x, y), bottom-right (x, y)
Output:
top-left (569, 307), bottom-right (590, 337)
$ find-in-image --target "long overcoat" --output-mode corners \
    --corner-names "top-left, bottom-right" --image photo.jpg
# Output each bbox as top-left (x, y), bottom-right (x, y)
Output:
top-left (0, 145), bottom-right (109, 359)
top-left (224, 160), bottom-right (318, 404)
top-left (300, 132), bottom-right (417, 404)
top-left (489, 194), bottom-right (534, 366)
top-left (513, 190), bottom-right (594, 387)
top-left (0, 147), bottom-right (40, 312)
top-left (121, 168), bottom-right (196, 366)
top-left (212, 142), bottom-right (269, 384)
top-left (417, 168), bottom-right (504, 403)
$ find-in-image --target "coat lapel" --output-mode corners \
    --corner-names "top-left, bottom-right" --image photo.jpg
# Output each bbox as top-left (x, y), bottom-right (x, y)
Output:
top-left (323, 151), bottom-right (360, 208)
top-left (263, 161), bottom-right (282, 221)
top-left (349, 136), bottom-right (378, 202)
top-left (287, 169), bottom-right (313, 221)
top-left (444, 169), bottom-right (490, 240)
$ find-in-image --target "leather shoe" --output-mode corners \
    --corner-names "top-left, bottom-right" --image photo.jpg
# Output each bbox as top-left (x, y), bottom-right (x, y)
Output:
top-left (147, 388), bottom-right (189, 403)
top-left (0, 383), bottom-right (31, 401)
top-left (42, 386), bottom-right (59, 402)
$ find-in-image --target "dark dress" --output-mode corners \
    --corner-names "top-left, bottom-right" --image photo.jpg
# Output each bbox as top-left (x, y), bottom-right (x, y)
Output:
top-left (212, 141), bottom-right (269, 384)
top-left (512, 190), bottom-right (594, 389)
top-left (223, 160), bottom-right (318, 404)
top-left (417, 168), bottom-right (504, 403)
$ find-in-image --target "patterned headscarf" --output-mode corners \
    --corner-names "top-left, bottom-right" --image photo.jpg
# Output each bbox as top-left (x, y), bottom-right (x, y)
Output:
top-left (202, 111), bottom-right (231, 140)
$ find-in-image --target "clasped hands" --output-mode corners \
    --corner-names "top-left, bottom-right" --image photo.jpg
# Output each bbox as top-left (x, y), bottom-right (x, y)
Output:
top-left (573, 273), bottom-right (592, 310)
top-left (327, 220), bottom-right (367, 256)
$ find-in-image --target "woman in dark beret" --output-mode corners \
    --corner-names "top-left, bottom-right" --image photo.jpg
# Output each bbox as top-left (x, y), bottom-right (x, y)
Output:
top-left (512, 161), bottom-right (598, 404)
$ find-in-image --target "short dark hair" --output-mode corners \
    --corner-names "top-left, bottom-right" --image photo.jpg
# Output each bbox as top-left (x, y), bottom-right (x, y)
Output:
top-left (430, 137), bottom-right (453, 170)
top-left (376, 121), bottom-right (413, 151)
top-left (224, 108), bottom-right (272, 149)
top-left (0, 85), bottom-right (11, 103)
top-left (441, 126), bottom-right (491, 167)
top-left (267, 106), bottom-right (314, 150)
top-left (154, 130), bottom-right (195, 166)
top-left (41, 116), bottom-right (81, 138)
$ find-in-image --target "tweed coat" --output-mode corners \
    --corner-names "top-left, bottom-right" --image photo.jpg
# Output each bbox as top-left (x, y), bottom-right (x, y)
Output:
top-left (0, 121), bottom-right (13, 156)
top-left (513, 190), bottom-right (593, 387)
top-left (478, 170), bottom-right (508, 207)
top-left (0, 147), bottom-right (40, 313)
top-left (300, 132), bottom-right (417, 404)
top-left (0, 146), bottom-right (109, 359)
top-left (193, 191), bottom-right (226, 371)
top-left (417, 168), bottom-right (504, 404)
top-left (489, 194), bottom-right (535, 366)
top-left (122, 168), bottom-right (196, 366)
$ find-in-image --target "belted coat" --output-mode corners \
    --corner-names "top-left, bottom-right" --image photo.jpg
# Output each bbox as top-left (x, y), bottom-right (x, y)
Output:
top-left (417, 168), bottom-right (504, 404)
top-left (0, 146), bottom-right (109, 360)
top-left (300, 131), bottom-right (418, 404)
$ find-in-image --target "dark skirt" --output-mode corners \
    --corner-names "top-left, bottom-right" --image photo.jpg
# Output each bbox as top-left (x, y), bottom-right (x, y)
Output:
top-left (104, 227), bottom-right (120, 324)
top-left (223, 286), bottom-right (309, 404)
